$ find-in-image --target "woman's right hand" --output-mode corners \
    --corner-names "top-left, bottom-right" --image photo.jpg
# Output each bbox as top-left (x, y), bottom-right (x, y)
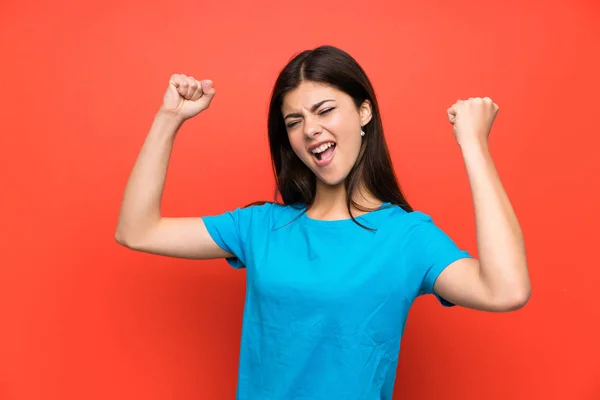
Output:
top-left (160, 74), bottom-right (216, 121)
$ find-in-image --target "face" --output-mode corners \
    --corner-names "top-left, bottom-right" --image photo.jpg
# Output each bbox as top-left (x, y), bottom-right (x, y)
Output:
top-left (282, 81), bottom-right (372, 186)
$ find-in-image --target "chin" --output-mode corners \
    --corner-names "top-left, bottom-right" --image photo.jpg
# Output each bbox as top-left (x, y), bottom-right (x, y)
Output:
top-left (318, 177), bottom-right (345, 187)
top-left (298, 151), bottom-right (355, 188)
top-left (312, 167), bottom-right (349, 187)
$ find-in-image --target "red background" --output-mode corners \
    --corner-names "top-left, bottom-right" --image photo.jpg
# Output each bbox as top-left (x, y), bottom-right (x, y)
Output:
top-left (1, 0), bottom-right (599, 399)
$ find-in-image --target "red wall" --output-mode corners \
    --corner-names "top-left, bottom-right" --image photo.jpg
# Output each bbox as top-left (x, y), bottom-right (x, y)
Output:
top-left (1, 0), bottom-right (598, 399)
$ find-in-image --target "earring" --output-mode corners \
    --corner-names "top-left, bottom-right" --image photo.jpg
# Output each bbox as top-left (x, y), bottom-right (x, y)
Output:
top-left (360, 130), bottom-right (365, 137)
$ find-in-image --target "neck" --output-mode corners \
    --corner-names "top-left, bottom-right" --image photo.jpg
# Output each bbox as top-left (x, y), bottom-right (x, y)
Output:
top-left (307, 179), bottom-right (382, 220)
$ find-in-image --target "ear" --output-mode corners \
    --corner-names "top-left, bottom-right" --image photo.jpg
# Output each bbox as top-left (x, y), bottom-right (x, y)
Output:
top-left (359, 100), bottom-right (373, 127)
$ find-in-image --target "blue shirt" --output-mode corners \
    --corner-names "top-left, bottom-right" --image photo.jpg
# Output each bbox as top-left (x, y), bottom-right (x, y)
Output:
top-left (202, 202), bottom-right (471, 400)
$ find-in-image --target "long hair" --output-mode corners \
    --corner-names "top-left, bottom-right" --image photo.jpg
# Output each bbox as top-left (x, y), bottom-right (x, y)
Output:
top-left (258, 45), bottom-right (413, 226)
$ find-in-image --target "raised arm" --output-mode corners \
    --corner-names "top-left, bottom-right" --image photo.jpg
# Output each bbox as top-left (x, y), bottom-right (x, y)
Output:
top-left (114, 74), bottom-right (232, 260)
top-left (433, 97), bottom-right (531, 312)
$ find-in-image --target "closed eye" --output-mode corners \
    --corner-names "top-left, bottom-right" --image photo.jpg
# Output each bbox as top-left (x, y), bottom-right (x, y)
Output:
top-left (285, 107), bottom-right (336, 128)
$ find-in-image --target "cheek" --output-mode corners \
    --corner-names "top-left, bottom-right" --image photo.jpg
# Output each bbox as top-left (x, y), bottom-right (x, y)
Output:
top-left (326, 112), bottom-right (359, 141)
top-left (326, 119), bottom-right (361, 149)
top-left (288, 134), bottom-right (306, 159)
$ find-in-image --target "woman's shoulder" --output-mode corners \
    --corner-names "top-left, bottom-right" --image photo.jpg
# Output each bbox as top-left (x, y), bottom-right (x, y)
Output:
top-left (242, 201), bottom-right (303, 214)
top-left (240, 201), bottom-right (437, 230)
top-left (375, 202), bottom-right (425, 218)
top-left (373, 203), bottom-right (437, 229)
top-left (238, 200), bottom-right (305, 227)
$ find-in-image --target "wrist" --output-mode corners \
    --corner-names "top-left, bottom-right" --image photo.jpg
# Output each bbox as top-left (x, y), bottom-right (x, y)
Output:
top-left (156, 107), bottom-right (186, 127)
top-left (458, 139), bottom-right (489, 154)
top-left (149, 108), bottom-right (185, 140)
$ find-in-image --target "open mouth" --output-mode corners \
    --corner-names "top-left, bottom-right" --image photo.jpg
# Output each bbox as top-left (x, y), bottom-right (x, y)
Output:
top-left (311, 142), bottom-right (336, 161)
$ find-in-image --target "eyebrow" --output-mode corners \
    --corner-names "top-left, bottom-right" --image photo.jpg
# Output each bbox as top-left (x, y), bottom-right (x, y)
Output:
top-left (283, 99), bottom-right (335, 121)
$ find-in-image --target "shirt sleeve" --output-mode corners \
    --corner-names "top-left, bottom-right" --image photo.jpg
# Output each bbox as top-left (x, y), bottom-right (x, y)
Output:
top-left (201, 203), bottom-right (272, 269)
top-left (408, 212), bottom-right (473, 307)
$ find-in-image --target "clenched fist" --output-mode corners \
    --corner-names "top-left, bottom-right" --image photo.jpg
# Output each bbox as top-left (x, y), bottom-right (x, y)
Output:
top-left (161, 74), bottom-right (216, 121)
top-left (447, 97), bottom-right (499, 147)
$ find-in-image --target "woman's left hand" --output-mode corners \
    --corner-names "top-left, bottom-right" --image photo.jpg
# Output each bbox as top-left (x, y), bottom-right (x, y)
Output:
top-left (447, 97), bottom-right (499, 147)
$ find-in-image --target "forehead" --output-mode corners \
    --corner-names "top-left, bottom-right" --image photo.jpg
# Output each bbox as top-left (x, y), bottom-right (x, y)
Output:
top-left (282, 81), bottom-right (347, 112)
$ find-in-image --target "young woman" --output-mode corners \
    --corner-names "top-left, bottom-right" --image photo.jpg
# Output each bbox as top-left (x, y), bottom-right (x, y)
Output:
top-left (115, 46), bottom-right (530, 399)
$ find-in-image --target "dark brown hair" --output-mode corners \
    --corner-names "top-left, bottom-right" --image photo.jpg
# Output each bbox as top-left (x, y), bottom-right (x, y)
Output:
top-left (257, 45), bottom-right (413, 226)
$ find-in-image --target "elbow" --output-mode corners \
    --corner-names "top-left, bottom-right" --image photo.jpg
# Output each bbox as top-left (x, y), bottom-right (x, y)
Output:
top-left (114, 224), bottom-right (139, 249)
top-left (114, 228), bottom-right (130, 247)
top-left (494, 285), bottom-right (531, 312)
top-left (115, 215), bottom-right (161, 250)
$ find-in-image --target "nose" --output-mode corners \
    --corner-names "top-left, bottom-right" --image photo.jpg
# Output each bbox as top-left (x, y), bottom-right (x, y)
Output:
top-left (303, 117), bottom-right (322, 139)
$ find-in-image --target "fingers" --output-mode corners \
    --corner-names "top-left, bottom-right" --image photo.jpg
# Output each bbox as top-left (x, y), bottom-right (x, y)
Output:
top-left (185, 77), bottom-right (198, 99)
top-left (169, 74), bottom-right (184, 89)
top-left (451, 97), bottom-right (498, 110)
top-left (447, 97), bottom-right (499, 124)
top-left (180, 78), bottom-right (195, 99)
top-left (190, 85), bottom-right (203, 101)
top-left (201, 80), bottom-right (215, 96)
top-left (447, 106), bottom-right (457, 124)
top-left (169, 74), bottom-right (208, 100)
